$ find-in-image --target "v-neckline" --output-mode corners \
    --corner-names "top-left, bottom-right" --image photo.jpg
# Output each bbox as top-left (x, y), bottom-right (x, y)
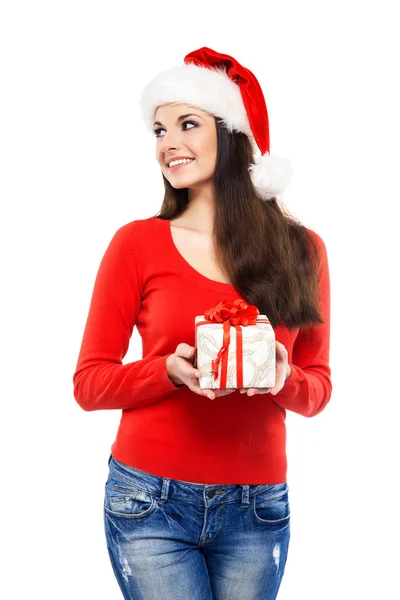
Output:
top-left (159, 217), bottom-right (238, 294)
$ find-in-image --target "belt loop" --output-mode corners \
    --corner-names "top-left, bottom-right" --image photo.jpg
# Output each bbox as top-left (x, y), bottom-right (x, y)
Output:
top-left (241, 484), bottom-right (250, 507)
top-left (159, 478), bottom-right (170, 503)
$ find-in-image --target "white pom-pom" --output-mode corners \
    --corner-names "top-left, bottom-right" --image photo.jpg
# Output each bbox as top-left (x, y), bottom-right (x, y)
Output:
top-left (248, 152), bottom-right (293, 200)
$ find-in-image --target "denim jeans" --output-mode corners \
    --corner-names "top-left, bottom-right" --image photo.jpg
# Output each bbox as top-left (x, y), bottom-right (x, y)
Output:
top-left (103, 454), bottom-right (291, 600)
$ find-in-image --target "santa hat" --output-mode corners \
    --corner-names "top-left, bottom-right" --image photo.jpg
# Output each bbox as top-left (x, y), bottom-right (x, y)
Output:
top-left (139, 47), bottom-right (293, 201)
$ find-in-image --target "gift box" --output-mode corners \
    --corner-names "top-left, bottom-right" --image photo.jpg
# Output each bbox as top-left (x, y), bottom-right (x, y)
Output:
top-left (194, 299), bottom-right (276, 390)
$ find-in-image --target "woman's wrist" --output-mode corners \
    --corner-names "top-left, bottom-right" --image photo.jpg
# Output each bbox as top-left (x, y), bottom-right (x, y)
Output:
top-left (285, 364), bottom-right (292, 381)
top-left (166, 354), bottom-right (185, 387)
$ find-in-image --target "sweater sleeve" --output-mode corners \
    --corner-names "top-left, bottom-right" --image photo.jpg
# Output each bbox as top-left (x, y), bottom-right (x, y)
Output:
top-left (72, 222), bottom-right (181, 412)
top-left (273, 230), bottom-right (332, 417)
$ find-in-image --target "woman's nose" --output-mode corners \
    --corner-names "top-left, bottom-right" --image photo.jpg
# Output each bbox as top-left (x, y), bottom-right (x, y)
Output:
top-left (159, 130), bottom-right (179, 150)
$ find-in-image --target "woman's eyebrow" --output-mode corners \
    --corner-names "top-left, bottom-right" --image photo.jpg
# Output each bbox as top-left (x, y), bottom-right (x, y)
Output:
top-left (153, 113), bottom-right (202, 127)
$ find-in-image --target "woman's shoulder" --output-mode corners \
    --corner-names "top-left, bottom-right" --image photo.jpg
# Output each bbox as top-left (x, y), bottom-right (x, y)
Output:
top-left (303, 225), bottom-right (324, 244)
top-left (302, 226), bottom-right (328, 255)
top-left (113, 216), bottom-right (163, 239)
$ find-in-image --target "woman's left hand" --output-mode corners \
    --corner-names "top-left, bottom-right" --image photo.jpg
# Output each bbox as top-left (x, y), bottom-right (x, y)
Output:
top-left (239, 340), bottom-right (291, 397)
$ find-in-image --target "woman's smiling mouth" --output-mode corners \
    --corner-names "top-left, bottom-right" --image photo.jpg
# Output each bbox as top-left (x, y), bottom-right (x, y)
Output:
top-left (168, 158), bottom-right (195, 171)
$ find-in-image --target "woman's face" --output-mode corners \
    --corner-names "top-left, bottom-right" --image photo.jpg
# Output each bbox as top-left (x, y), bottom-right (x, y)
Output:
top-left (153, 103), bottom-right (218, 190)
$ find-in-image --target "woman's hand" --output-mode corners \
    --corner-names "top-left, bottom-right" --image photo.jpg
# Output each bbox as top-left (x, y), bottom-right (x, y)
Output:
top-left (239, 340), bottom-right (292, 397)
top-left (166, 344), bottom-right (235, 400)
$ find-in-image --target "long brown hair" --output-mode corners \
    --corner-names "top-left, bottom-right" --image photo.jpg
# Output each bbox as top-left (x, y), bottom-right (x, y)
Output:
top-left (153, 117), bottom-right (324, 331)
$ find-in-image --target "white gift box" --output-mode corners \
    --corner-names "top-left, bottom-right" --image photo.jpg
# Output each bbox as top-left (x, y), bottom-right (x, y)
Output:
top-left (194, 314), bottom-right (276, 390)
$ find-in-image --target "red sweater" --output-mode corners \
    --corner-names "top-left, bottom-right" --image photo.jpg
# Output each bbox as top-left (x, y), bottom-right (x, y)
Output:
top-left (73, 216), bottom-right (332, 484)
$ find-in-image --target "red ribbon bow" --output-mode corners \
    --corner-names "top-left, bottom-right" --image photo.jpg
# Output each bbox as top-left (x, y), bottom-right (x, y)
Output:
top-left (195, 299), bottom-right (267, 388)
top-left (204, 298), bottom-right (260, 326)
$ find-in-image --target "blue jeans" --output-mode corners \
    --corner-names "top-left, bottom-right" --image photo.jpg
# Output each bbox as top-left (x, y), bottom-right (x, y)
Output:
top-left (104, 454), bottom-right (291, 599)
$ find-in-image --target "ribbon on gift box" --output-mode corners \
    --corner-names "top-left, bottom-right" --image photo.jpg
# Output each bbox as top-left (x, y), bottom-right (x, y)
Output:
top-left (195, 299), bottom-right (270, 388)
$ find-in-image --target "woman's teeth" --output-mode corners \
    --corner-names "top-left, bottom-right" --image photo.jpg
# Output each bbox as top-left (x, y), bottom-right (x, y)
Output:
top-left (169, 158), bottom-right (195, 168)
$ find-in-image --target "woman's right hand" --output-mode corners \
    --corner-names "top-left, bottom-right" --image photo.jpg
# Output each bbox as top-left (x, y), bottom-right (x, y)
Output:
top-left (166, 343), bottom-right (235, 401)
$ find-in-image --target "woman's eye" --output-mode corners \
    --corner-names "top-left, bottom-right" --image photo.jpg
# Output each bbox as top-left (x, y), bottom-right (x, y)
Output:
top-left (183, 120), bottom-right (197, 131)
top-left (153, 121), bottom-right (197, 138)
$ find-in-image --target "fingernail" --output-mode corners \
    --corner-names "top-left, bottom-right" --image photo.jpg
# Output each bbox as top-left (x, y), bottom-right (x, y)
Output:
top-left (248, 391), bottom-right (255, 396)
top-left (240, 390), bottom-right (246, 394)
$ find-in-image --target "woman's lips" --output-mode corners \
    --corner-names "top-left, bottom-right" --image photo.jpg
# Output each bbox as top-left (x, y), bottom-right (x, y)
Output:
top-left (169, 159), bottom-right (195, 172)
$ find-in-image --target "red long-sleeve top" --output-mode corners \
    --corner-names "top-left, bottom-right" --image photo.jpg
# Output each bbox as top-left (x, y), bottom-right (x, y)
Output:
top-left (72, 216), bottom-right (332, 484)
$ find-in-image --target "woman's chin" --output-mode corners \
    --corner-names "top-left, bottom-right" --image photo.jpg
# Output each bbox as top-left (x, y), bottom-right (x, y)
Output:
top-left (168, 176), bottom-right (198, 188)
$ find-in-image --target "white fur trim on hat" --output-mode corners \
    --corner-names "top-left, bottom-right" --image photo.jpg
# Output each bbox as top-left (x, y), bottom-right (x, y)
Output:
top-left (140, 62), bottom-right (254, 139)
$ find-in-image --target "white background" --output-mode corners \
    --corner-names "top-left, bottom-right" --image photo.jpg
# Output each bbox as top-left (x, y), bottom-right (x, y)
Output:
top-left (1, 1), bottom-right (399, 598)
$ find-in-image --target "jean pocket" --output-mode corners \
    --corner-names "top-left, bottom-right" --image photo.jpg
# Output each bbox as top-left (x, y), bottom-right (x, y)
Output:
top-left (104, 478), bottom-right (158, 519)
top-left (253, 483), bottom-right (290, 528)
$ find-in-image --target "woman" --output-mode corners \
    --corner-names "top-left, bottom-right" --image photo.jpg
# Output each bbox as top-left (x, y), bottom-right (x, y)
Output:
top-left (73, 47), bottom-right (332, 600)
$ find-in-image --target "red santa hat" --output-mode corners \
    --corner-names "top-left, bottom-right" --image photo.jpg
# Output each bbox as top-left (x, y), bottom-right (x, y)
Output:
top-left (140, 46), bottom-right (293, 201)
